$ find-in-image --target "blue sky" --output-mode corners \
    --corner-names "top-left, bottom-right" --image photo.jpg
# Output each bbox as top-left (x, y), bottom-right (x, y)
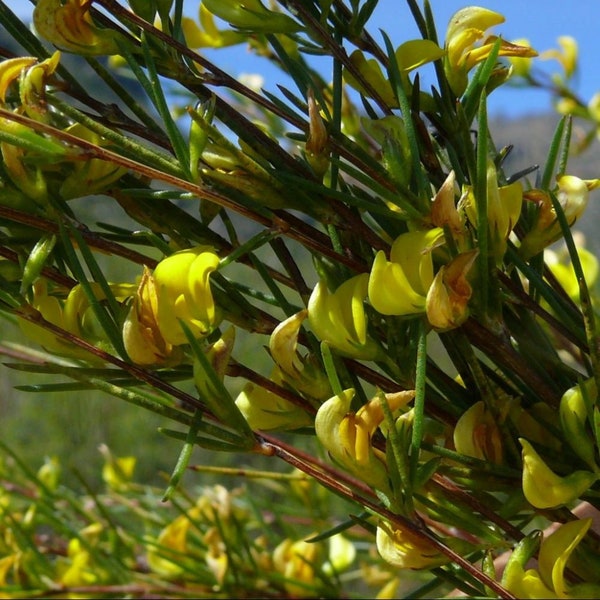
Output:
top-left (4, 0), bottom-right (599, 118)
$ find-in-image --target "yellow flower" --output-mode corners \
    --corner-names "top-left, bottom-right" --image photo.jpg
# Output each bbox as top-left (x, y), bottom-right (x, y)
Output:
top-left (235, 367), bottom-right (313, 431)
top-left (546, 241), bottom-right (599, 302)
top-left (0, 57), bottom-right (38, 104)
top-left (444, 6), bottom-right (537, 94)
top-left (541, 36), bottom-right (578, 80)
top-left (520, 438), bottom-right (598, 509)
top-left (269, 310), bottom-right (331, 400)
top-left (18, 51), bottom-right (62, 122)
top-left (33, 0), bottom-right (129, 55)
top-left (100, 445), bottom-right (136, 492)
top-left (202, 0), bottom-right (301, 34)
top-left (19, 280), bottom-right (135, 358)
top-left (426, 249), bottom-right (478, 330)
top-left (57, 523), bottom-right (104, 587)
top-left (305, 89), bottom-right (330, 178)
top-left (343, 40), bottom-right (445, 108)
top-left (507, 38), bottom-right (535, 78)
top-left (520, 176), bottom-right (600, 260)
top-left (153, 246), bottom-right (221, 345)
top-left (376, 519), bottom-right (447, 570)
top-left (308, 273), bottom-right (381, 360)
top-left (462, 160), bottom-right (523, 261)
top-left (123, 266), bottom-right (177, 365)
top-left (181, 5), bottom-right (246, 48)
top-left (273, 537), bottom-right (321, 597)
top-left (37, 456), bottom-right (61, 492)
top-left (315, 388), bottom-right (415, 492)
top-left (368, 228), bottom-right (445, 316)
top-left (147, 513), bottom-right (194, 577)
top-left (453, 400), bottom-right (503, 464)
top-left (559, 379), bottom-right (598, 471)
top-left (59, 123), bottom-right (127, 199)
top-left (503, 519), bottom-right (600, 599)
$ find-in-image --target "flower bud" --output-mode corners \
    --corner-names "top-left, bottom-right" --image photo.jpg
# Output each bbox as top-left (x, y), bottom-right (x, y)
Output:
top-left (182, 6), bottom-right (246, 49)
top-left (305, 89), bottom-right (330, 178)
top-left (546, 243), bottom-right (598, 301)
top-left (559, 379), bottom-right (598, 470)
top-left (59, 123), bottom-right (127, 200)
top-left (193, 327), bottom-right (235, 401)
top-left (430, 171), bottom-right (466, 238)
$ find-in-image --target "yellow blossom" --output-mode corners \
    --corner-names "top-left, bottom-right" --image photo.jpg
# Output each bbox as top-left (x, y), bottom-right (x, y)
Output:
top-left (204, 527), bottom-right (228, 585)
top-left (33, 0), bottom-right (130, 55)
top-left (181, 5), bottom-right (246, 48)
top-left (315, 388), bottom-right (415, 492)
top-left (545, 242), bottom-right (598, 302)
top-left (426, 249), bottom-right (478, 330)
top-left (273, 537), bottom-right (322, 597)
top-left (234, 367), bottom-right (313, 431)
top-left (0, 57), bottom-right (38, 103)
top-left (430, 170), bottom-right (466, 239)
top-left (19, 280), bottom-right (135, 359)
top-left (453, 400), bottom-right (503, 464)
top-left (37, 456), bottom-right (61, 491)
top-left (269, 309), bottom-right (331, 400)
top-left (376, 519), bottom-right (447, 570)
top-left (59, 123), bottom-right (127, 199)
top-left (153, 246), bottom-right (221, 345)
top-left (508, 38), bottom-right (535, 78)
top-left (147, 513), bottom-right (193, 577)
top-left (541, 36), bottom-right (578, 80)
top-left (368, 228), bottom-right (445, 316)
top-left (123, 266), bottom-right (177, 365)
top-left (343, 40), bottom-right (445, 108)
top-left (100, 445), bottom-right (136, 492)
top-left (444, 6), bottom-right (537, 94)
top-left (308, 273), bottom-right (381, 360)
top-left (57, 523), bottom-right (104, 587)
top-left (520, 176), bottom-right (600, 259)
top-left (520, 438), bottom-right (598, 509)
top-left (462, 161), bottom-right (523, 261)
top-left (559, 379), bottom-right (598, 471)
top-left (202, 0), bottom-right (301, 34)
top-left (503, 519), bottom-right (600, 599)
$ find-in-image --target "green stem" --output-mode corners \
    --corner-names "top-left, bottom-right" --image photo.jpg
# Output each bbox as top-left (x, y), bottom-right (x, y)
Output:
top-left (410, 319), bottom-right (428, 476)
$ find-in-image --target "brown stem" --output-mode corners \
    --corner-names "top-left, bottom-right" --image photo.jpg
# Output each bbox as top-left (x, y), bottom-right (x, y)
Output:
top-left (259, 433), bottom-right (516, 599)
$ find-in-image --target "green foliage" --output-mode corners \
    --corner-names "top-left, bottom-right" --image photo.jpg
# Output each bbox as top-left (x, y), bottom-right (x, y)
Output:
top-left (1, 0), bottom-right (600, 598)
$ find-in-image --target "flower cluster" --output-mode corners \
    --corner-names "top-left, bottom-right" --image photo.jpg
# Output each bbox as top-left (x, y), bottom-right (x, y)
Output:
top-left (3, 1), bottom-right (600, 597)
